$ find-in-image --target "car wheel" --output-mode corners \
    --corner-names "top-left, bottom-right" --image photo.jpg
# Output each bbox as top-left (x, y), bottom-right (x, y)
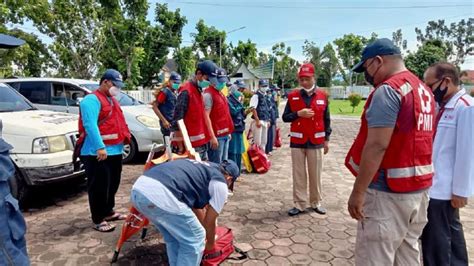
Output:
top-left (122, 137), bottom-right (137, 164)
top-left (8, 168), bottom-right (29, 207)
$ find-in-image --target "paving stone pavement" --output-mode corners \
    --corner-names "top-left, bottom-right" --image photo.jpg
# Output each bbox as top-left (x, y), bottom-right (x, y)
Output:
top-left (24, 116), bottom-right (474, 265)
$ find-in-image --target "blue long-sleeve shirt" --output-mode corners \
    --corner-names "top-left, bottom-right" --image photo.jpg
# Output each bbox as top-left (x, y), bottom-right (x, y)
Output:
top-left (79, 94), bottom-right (123, 156)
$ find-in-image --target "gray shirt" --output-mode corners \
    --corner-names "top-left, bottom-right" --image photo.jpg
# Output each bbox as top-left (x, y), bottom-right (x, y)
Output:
top-left (366, 84), bottom-right (401, 128)
top-left (203, 92), bottom-right (213, 111)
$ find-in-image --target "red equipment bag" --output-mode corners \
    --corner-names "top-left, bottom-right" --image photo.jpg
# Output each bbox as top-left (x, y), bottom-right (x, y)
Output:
top-left (274, 127), bottom-right (282, 148)
top-left (201, 227), bottom-right (247, 266)
top-left (248, 144), bottom-right (271, 174)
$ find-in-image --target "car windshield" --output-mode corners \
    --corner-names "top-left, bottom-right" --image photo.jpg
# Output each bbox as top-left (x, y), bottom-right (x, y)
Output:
top-left (0, 83), bottom-right (36, 112)
top-left (79, 83), bottom-right (141, 106)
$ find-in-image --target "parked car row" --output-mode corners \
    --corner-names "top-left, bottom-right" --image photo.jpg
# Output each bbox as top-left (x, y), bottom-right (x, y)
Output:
top-left (0, 78), bottom-right (164, 203)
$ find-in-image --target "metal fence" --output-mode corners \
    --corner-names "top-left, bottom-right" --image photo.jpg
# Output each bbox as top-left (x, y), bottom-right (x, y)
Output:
top-left (326, 86), bottom-right (372, 99)
top-left (124, 90), bottom-right (155, 103)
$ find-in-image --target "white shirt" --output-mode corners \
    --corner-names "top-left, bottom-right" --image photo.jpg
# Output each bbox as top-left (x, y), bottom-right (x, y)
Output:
top-left (429, 89), bottom-right (474, 200)
top-left (133, 175), bottom-right (229, 214)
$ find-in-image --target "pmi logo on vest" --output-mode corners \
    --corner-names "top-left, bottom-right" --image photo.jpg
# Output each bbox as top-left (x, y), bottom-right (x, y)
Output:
top-left (417, 85), bottom-right (434, 131)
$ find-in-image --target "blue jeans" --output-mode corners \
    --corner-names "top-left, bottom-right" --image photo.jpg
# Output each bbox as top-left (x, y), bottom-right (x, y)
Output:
top-left (131, 190), bottom-right (205, 266)
top-left (208, 136), bottom-right (230, 164)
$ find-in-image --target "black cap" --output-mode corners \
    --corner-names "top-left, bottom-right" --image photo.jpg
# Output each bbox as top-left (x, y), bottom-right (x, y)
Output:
top-left (352, 38), bottom-right (401, 73)
top-left (0, 34), bottom-right (25, 49)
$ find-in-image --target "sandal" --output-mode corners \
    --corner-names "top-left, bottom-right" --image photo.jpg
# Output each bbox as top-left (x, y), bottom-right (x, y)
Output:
top-left (93, 221), bottom-right (115, 232)
top-left (104, 212), bottom-right (127, 222)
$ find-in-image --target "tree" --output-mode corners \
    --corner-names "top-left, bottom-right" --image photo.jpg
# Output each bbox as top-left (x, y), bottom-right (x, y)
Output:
top-left (257, 51), bottom-right (269, 66)
top-left (303, 41), bottom-right (339, 87)
top-left (415, 18), bottom-right (474, 65)
top-left (0, 28), bottom-right (53, 77)
top-left (173, 46), bottom-right (196, 80)
top-left (333, 33), bottom-right (377, 85)
top-left (272, 42), bottom-right (299, 89)
top-left (192, 19), bottom-right (226, 63)
top-left (99, 0), bottom-right (150, 88)
top-left (405, 40), bottom-right (447, 78)
top-left (139, 3), bottom-right (187, 86)
top-left (348, 93), bottom-right (362, 113)
top-left (232, 40), bottom-right (258, 67)
top-left (392, 29), bottom-right (408, 51)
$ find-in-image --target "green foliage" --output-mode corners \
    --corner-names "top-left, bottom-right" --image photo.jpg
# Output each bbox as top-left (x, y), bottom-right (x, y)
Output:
top-left (272, 42), bottom-right (299, 89)
top-left (333, 33), bottom-right (377, 85)
top-left (415, 18), bottom-right (474, 65)
top-left (232, 40), bottom-right (258, 67)
top-left (392, 29), bottom-right (408, 51)
top-left (329, 99), bottom-right (365, 116)
top-left (174, 46), bottom-right (196, 80)
top-left (303, 41), bottom-right (339, 87)
top-left (242, 90), bottom-right (253, 108)
top-left (405, 40), bottom-right (447, 79)
top-left (347, 93), bottom-right (362, 113)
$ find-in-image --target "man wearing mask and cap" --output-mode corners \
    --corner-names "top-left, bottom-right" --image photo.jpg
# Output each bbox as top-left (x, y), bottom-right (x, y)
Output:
top-left (152, 72), bottom-right (181, 138)
top-left (130, 159), bottom-right (240, 266)
top-left (203, 68), bottom-right (234, 164)
top-left (282, 63), bottom-right (331, 217)
top-left (249, 79), bottom-right (271, 151)
top-left (0, 33), bottom-right (30, 265)
top-left (78, 69), bottom-right (131, 232)
top-left (421, 62), bottom-right (474, 265)
top-left (345, 38), bottom-right (435, 265)
top-left (172, 60), bottom-right (217, 160)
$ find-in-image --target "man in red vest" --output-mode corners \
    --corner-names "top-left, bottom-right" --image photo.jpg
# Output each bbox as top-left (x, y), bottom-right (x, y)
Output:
top-left (282, 63), bottom-right (331, 216)
top-left (172, 60), bottom-right (215, 160)
top-left (203, 67), bottom-right (234, 163)
top-left (78, 69), bottom-right (131, 232)
top-left (346, 39), bottom-right (435, 265)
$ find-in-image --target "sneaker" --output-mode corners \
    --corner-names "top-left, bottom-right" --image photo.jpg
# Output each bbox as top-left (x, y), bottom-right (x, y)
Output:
top-left (313, 205), bottom-right (327, 215)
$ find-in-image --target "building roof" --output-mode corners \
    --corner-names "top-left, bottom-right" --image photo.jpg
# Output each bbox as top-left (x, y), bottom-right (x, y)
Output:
top-left (231, 60), bottom-right (274, 80)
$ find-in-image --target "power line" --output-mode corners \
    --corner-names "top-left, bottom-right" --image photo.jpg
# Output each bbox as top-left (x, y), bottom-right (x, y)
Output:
top-left (166, 0), bottom-right (472, 10)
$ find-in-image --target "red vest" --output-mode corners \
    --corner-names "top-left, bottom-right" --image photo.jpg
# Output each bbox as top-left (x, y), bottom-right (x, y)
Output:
top-left (206, 87), bottom-right (234, 137)
top-left (78, 90), bottom-right (131, 146)
top-left (181, 81), bottom-right (210, 147)
top-left (288, 89), bottom-right (327, 145)
top-left (345, 71), bottom-right (435, 192)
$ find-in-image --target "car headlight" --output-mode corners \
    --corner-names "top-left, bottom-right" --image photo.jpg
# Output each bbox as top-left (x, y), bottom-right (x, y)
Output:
top-left (32, 136), bottom-right (68, 153)
top-left (136, 115), bottom-right (160, 129)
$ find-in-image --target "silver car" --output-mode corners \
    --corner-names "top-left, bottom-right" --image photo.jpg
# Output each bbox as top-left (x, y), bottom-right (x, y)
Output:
top-left (1, 78), bottom-right (163, 163)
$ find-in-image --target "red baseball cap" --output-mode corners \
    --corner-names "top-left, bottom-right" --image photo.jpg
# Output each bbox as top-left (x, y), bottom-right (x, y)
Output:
top-left (298, 63), bottom-right (315, 78)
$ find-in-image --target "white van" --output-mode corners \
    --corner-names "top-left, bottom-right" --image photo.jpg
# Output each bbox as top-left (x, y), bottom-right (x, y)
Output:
top-left (0, 83), bottom-right (84, 202)
top-left (1, 78), bottom-right (163, 163)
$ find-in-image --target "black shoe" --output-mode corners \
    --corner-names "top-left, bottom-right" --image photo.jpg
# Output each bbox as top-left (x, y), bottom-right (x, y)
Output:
top-left (313, 206), bottom-right (327, 215)
top-left (288, 207), bottom-right (304, 216)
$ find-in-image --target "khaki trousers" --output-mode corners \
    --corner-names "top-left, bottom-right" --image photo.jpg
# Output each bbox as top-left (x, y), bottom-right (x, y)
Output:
top-left (291, 148), bottom-right (323, 210)
top-left (355, 188), bottom-right (429, 266)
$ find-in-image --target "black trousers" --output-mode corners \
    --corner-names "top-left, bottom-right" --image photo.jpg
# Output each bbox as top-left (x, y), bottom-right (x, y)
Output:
top-left (421, 198), bottom-right (468, 266)
top-left (81, 155), bottom-right (123, 224)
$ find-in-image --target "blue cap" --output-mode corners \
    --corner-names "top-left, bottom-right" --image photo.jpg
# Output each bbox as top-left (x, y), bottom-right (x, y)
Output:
top-left (234, 79), bottom-right (246, 88)
top-left (0, 34), bottom-right (25, 49)
top-left (197, 60), bottom-right (218, 76)
top-left (169, 71), bottom-right (182, 83)
top-left (220, 160), bottom-right (240, 189)
top-left (209, 67), bottom-right (228, 85)
top-left (259, 79), bottom-right (269, 87)
top-left (352, 38), bottom-right (401, 73)
top-left (102, 69), bottom-right (125, 88)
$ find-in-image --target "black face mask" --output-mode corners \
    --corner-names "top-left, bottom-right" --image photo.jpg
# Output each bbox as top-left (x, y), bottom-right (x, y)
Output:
top-left (364, 70), bottom-right (375, 86)
top-left (433, 79), bottom-right (448, 104)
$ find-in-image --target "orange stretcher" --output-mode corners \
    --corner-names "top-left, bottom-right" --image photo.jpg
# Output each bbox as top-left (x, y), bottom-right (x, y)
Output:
top-left (111, 120), bottom-right (198, 263)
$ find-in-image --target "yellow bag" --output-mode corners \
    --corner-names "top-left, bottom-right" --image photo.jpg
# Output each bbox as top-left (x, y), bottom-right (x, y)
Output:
top-left (242, 132), bottom-right (253, 172)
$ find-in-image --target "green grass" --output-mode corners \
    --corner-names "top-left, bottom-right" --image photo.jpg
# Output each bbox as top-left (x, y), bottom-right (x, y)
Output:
top-left (329, 99), bottom-right (366, 116)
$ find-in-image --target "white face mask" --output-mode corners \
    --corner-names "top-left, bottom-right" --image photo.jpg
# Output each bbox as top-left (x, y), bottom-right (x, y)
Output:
top-left (303, 85), bottom-right (315, 93)
top-left (109, 86), bottom-right (120, 97)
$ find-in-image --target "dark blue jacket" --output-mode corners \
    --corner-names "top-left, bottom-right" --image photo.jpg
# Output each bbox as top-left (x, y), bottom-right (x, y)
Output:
top-left (157, 87), bottom-right (177, 126)
top-left (143, 159), bottom-right (226, 209)
top-left (256, 91), bottom-right (269, 121)
top-left (227, 94), bottom-right (246, 133)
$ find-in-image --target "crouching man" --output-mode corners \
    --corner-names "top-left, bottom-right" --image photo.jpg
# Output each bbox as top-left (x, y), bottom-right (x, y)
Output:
top-left (130, 159), bottom-right (240, 266)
